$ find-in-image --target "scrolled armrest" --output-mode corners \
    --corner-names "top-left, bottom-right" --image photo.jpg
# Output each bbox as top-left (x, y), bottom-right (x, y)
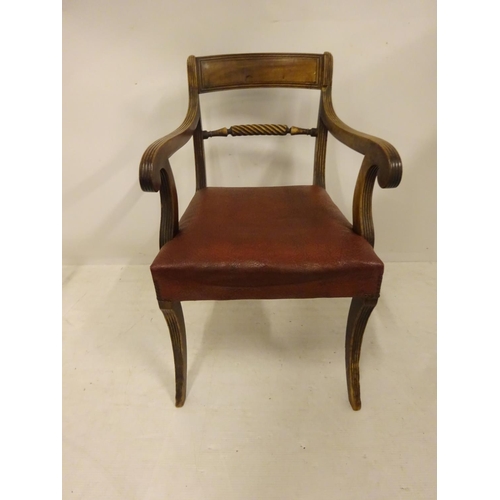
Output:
top-left (319, 88), bottom-right (402, 246)
top-left (140, 56), bottom-right (201, 193)
top-left (139, 106), bottom-right (200, 193)
top-left (320, 90), bottom-right (402, 189)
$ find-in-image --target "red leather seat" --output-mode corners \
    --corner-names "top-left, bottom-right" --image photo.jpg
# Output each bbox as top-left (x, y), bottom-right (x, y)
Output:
top-left (151, 185), bottom-right (383, 301)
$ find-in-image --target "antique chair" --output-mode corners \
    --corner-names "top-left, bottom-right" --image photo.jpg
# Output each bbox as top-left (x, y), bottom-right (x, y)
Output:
top-left (139, 52), bottom-right (402, 410)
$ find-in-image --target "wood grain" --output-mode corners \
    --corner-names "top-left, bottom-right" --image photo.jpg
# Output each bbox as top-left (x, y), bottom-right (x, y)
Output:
top-left (196, 53), bottom-right (324, 92)
top-left (159, 163), bottom-right (179, 248)
top-left (139, 56), bottom-right (200, 193)
top-left (159, 301), bottom-right (187, 407)
top-left (319, 52), bottom-right (402, 190)
top-left (345, 296), bottom-right (378, 410)
top-left (352, 158), bottom-right (378, 246)
top-left (313, 98), bottom-right (328, 188)
top-left (193, 117), bottom-right (207, 190)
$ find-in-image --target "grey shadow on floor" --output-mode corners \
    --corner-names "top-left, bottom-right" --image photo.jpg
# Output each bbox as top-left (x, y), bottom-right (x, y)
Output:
top-left (186, 297), bottom-right (359, 402)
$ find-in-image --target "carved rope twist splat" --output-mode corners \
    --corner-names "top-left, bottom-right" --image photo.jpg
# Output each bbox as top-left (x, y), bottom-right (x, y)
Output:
top-left (203, 124), bottom-right (317, 139)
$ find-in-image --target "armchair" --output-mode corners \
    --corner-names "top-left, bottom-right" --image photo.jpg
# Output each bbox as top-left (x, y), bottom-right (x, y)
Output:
top-left (139, 52), bottom-right (402, 410)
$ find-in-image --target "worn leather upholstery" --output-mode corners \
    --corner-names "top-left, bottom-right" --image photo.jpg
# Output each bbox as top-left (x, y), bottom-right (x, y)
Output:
top-left (151, 185), bottom-right (383, 301)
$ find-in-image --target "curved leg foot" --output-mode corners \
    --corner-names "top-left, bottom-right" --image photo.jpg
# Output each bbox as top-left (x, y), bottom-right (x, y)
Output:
top-left (345, 296), bottom-right (378, 411)
top-left (159, 301), bottom-right (187, 407)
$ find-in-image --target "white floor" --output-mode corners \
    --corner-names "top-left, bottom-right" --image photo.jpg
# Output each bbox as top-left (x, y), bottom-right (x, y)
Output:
top-left (63, 263), bottom-right (436, 500)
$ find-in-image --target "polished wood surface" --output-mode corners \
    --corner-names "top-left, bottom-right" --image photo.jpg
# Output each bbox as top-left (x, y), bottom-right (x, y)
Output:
top-left (139, 56), bottom-right (200, 193)
top-left (159, 301), bottom-right (187, 407)
top-left (196, 53), bottom-right (325, 92)
top-left (345, 297), bottom-right (378, 410)
top-left (203, 124), bottom-right (317, 138)
top-left (159, 163), bottom-right (178, 247)
top-left (319, 53), bottom-right (402, 190)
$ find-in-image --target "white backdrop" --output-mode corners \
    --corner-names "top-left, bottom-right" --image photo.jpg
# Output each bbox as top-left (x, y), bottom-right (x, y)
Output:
top-left (62, 0), bottom-right (436, 264)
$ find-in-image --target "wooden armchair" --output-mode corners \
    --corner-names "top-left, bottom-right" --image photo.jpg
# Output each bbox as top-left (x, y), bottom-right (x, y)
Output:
top-left (139, 53), bottom-right (402, 410)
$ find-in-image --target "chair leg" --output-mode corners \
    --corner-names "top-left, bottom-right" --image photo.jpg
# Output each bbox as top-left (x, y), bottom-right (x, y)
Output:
top-left (345, 296), bottom-right (378, 411)
top-left (159, 300), bottom-right (187, 407)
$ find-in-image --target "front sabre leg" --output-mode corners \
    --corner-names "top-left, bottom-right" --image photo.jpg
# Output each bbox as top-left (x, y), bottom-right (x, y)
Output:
top-left (159, 300), bottom-right (187, 407)
top-left (345, 296), bottom-right (378, 410)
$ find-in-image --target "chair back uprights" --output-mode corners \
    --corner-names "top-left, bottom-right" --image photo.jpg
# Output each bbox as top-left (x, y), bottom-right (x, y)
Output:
top-left (187, 53), bottom-right (333, 189)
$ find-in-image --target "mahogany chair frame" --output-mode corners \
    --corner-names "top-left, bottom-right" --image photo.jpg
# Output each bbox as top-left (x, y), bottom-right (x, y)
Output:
top-left (139, 52), bottom-right (402, 410)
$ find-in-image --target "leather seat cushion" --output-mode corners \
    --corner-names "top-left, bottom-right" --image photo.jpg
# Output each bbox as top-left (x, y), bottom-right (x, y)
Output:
top-left (151, 186), bottom-right (384, 300)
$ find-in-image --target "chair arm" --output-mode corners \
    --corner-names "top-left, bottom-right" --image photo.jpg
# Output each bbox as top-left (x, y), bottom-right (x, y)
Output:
top-left (351, 157), bottom-right (379, 246)
top-left (320, 90), bottom-right (402, 189)
top-left (320, 90), bottom-right (402, 246)
top-left (139, 111), bottom-right (198, 248)
top-left (139, 105), bottom-right (200, 193)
